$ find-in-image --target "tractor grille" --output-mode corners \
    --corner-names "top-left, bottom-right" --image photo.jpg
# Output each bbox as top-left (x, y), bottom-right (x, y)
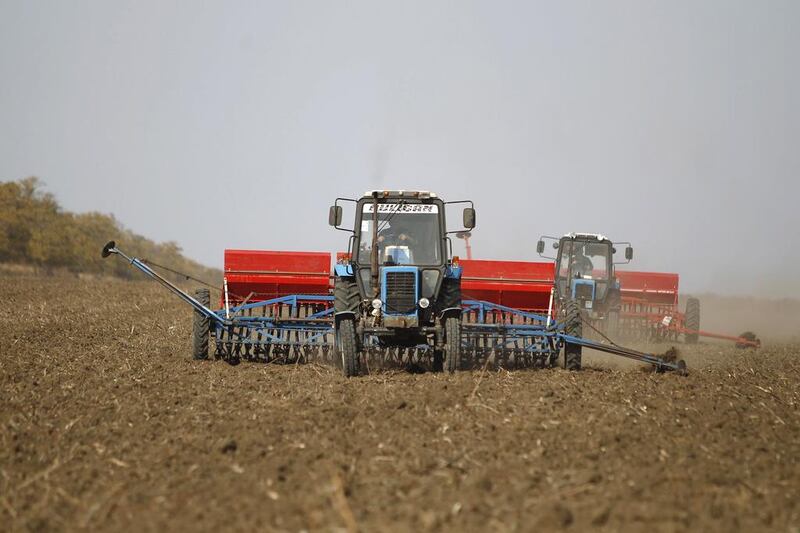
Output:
top-left (385, 271), bottom-right (416, 314)
top-left (575, 283), bottom-right (593, 300)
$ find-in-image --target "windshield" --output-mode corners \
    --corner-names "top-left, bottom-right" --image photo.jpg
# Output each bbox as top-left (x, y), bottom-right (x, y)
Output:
top-left (558, 240), bottom-right (610, 280)
top-left (357, 203), bottom-right (442, 266)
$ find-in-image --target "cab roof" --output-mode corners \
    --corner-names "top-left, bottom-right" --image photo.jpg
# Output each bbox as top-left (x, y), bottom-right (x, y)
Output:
top-left (362, 190), bottom-right (437, 199)
top-left (563, 232), bottom-right (610, 242)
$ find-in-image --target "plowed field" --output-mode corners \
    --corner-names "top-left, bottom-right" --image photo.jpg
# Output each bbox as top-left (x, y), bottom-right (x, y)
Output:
top-left (1, 276), bottom-right (798, 532)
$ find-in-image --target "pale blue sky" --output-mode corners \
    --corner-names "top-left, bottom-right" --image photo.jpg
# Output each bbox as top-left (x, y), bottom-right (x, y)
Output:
top-left (1, 1), bottom-right (798, 296)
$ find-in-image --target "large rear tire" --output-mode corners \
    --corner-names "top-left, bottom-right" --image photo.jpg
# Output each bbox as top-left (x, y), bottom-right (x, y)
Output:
top-left (337, 318), bottom-right (360, 377)
top-left (562, 300), bottom-right (582, 370)
top-left (444, 317), bottom-right (462, 373)
top-left (684, 297), bottom-right (700, 344)
top-left (437, 278), bottom-right (462, 311)
top-left (192, 288), bottom-right (210, 360)
top-left (334, 278), bottom-right (360, 313)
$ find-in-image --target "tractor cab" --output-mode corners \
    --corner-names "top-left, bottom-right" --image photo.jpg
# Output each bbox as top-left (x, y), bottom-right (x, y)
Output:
top-left (351, 192), bottom-right (448, 324)
top-left (330, 190), bottom-right (474, 322)
top-left (556, 234), bottom-right (613, 308)
top-left (538, 232), bottom-right (633, 316)
top-left (356, 198), bottom-right (444, 267)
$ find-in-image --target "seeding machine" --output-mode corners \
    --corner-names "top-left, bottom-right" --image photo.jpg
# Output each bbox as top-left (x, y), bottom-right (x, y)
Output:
top-left (533, 233), bottom-right (759, 348)
top-left (102, 189), bottom-right (695, 376)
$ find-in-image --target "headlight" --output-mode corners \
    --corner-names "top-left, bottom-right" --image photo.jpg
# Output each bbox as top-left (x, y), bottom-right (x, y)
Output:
top-left (372, 298), bottom-right (382, 309)
top-left (418, 298), bottom-right (430, 309)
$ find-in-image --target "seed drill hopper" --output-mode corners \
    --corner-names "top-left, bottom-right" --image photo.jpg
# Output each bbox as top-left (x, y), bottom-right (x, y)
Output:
top-left (616, 270), bottom-right (759, 347)
top-left (101, 190), bottom-right (688, 375)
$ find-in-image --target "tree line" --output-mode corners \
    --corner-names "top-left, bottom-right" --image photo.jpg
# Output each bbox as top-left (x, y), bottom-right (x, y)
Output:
top-left (0, 177), bottom-right (221, 284)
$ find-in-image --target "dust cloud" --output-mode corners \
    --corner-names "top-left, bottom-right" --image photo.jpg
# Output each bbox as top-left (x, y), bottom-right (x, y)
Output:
top-left (679, 294), bottom-right (800, 344)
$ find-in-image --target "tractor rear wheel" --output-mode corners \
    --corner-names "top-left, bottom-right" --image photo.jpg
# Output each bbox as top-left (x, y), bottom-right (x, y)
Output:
top-left (685, 297), bottom-right (700, 343)
top-left (437, 278), bottom-right (462, 311)
top-left (192, 288), bottom-right (210, 360)
top-left (334, 278), bottom-right (360, 313)
top-left (337, 318), bottom-right (359, 377)
top-left (562, 300), bottom-right (583, 370)
top-left (444, 317), bottom-right (462, 373)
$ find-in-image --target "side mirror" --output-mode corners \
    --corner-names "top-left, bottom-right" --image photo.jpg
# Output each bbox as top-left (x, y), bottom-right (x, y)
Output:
top-left (329, 205), bottom-right (342, 227)
top-left (536, 240), bottom-right (545, 254)
top-left (553, 242), bottom-right (559, 250)
top-left (625, 246), bottom-right (634, 261)
top-left (463, 207), bottom-right (476, 229)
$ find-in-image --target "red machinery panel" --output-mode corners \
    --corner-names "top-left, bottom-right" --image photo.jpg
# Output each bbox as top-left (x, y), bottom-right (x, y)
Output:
top-left (461, 259), bottom-right (555, 312)
top-left (224, 250), bottom-right (332, 303)
top-left (617, 270), bottom-right (679, 307)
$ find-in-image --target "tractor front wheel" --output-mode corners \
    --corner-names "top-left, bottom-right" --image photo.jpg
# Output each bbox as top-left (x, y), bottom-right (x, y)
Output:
top-left (444, 317), bottom-right (462, 373)
top-left (562, 300), bottom-right (583, 371)
top-left (337, 318), bottom-right (360, 377)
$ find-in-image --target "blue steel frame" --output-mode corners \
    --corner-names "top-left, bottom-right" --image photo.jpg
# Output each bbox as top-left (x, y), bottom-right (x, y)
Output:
top-left (212, 295), bottom-right (335, 350)
top-left (460, 299), bottom-right (559, 359)
top-left (212, 297), bottom-right (683, 372)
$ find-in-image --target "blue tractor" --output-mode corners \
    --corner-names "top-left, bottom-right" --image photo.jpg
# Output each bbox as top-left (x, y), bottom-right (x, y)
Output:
top-left (537, 233), bottom-right (633, 368)
top-left (329, 190), bottom-right (475, 376)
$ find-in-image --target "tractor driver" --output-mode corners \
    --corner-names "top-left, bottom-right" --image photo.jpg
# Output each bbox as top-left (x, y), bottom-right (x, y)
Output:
top-left (377, 222), bottom-right (415, 246)
top-left (571, 245), bottom-right (594, 278)
top-left (377, 222), bottom-right (415, 264)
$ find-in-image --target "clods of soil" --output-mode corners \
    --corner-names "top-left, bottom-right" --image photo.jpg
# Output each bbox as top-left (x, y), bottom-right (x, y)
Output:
top-left (1, 276), bottom-right (798, 532)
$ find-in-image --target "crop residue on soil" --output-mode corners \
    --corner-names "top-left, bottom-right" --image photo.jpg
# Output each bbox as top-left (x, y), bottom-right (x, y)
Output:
top-left (1, 276), bottom-right (798, 531)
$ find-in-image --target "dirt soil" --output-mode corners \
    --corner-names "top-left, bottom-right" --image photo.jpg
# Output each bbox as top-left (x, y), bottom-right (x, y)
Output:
top-left (1, 275), bottom-right (799, 532)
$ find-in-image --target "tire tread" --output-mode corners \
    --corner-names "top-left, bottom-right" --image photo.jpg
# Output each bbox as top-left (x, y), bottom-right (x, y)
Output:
top-left (192, 288), bottom-right (210, 360)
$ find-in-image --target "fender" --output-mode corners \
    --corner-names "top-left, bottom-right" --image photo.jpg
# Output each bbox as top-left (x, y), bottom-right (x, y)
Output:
top-left (334, 311), bottom-right (357, 327)
top-left (445, 264), bottom-right (462, 279)
top-left (439, 307), bottom-right (462, 321)
top-left (334, 263), bottom-right (355, 277)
